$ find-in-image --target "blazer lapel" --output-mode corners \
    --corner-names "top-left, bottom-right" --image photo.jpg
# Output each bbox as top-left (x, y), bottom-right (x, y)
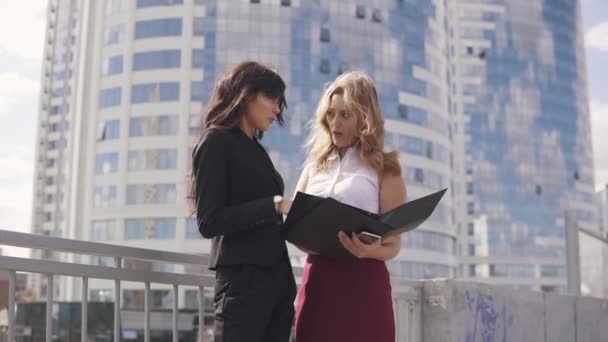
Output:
top-left (254, 139), bottom-right (284, 194)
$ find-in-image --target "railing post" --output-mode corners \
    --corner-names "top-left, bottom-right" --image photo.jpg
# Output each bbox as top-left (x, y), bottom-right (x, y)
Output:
top-left (46, 274), bottom-right (53, 342)
top-left (114, 257), bottom-right (122, 342)
top-left (198, 286), bottom-right (205, 342)
top-left (8, 271), bottom-right (16, 342)
top-left (145, 282), bottom-right (151, 342)
top-left (173, 284), bottom-right (179, 342)
top-left (82, 276), bottom-right (88, 342)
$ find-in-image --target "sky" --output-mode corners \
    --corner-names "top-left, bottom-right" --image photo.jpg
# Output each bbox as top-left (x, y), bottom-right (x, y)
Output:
top-left (0, 1), bottom-right (606, 257)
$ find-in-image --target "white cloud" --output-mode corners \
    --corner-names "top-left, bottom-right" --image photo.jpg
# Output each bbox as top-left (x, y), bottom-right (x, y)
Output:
top-left (586, 21), bottom-right (608, 52)
top-left (0, 1), bottom-right (47, 60)
top-left (0, 72), bottom-right (39, 114)
top-left (0, 145), bottom-right (34, 234)
top-left (591, 101), bottom-right (608, 186)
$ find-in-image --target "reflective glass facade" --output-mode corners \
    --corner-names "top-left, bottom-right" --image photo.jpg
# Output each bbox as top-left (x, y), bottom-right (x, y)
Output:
top-left (453, 0), bottom-right (596, 291)
top-left (191, 0), bottom-right (455, 278)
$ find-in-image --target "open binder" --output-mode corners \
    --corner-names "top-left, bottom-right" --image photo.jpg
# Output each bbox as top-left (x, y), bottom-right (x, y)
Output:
top-left (284, 188), bottom-right (448, 258)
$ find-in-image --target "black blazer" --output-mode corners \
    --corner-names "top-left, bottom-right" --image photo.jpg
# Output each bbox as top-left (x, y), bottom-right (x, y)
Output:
top-left (194, 127), bottom-right (287, 269)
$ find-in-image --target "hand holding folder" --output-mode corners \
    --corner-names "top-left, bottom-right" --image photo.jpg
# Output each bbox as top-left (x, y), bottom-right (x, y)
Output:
top-left (284, 188), bottom-right (448, 258)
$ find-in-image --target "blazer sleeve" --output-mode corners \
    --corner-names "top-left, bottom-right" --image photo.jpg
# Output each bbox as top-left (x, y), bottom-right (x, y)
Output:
top-left (194, 131), bottom-right (280, 239)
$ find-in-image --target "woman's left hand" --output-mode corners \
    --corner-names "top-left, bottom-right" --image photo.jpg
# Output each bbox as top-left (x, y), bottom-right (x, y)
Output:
top-left (338, 231), bottom-right (382, 259)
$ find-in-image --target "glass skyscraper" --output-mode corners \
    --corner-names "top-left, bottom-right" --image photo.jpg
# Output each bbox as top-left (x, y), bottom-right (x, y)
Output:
top-left (450, 0), bottom-right (597, 293)
top-left (30, 0), bottom-right (595, 301)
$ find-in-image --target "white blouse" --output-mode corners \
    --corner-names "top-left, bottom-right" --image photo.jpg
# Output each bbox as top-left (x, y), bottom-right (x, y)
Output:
top-left (305, 148), bottom-right (380, 214)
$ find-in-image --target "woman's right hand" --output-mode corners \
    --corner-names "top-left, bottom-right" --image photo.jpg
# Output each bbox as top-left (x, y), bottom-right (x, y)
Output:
top-left (279, 199), bottom-right (292, 215)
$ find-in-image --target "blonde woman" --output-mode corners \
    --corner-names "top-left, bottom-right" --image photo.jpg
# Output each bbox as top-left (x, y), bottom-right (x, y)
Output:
top-left (293, 71), bottom-right (407, 342)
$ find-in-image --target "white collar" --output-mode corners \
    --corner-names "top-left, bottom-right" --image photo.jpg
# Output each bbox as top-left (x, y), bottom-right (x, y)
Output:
top-left (327, 147), bottom-right (354, 162)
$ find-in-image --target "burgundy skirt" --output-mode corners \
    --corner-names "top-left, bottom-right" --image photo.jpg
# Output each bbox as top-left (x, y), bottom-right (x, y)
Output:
top-left (294, 254), bottom-right (395, 342)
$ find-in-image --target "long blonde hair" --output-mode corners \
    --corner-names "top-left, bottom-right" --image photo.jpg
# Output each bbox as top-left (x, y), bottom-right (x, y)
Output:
top-left (304, 71), bottom-right (401, 176)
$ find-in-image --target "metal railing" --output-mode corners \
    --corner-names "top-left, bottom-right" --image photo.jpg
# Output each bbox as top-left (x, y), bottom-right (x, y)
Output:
top-left (0, 229), bottom-right (422, 342)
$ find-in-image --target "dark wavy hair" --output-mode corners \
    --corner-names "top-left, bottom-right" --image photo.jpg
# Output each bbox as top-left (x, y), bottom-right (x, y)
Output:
top-left (188, 61), bottom-right (287, 210)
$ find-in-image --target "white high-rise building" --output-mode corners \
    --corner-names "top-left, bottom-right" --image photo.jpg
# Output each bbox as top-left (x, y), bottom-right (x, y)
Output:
top-left (29, 0), bottom-right (596, 304)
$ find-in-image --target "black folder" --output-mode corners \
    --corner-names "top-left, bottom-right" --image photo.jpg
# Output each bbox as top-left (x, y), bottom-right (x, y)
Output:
top-left (284, 188), bottom-right (447, 258)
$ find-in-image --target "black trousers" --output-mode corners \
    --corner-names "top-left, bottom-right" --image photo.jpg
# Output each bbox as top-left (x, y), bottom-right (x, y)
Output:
top-left (213, 259), bottom-right (297, 342)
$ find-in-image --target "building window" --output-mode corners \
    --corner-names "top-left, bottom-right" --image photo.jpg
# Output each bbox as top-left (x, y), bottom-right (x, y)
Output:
top-left (186, 218), bottom-right (201, 239)
top-left (193, 17), bottom-right (204, 36)
top-left (129, 115), bottom-right (179, 136)
top-left (401, 136), bottom-right (425, 156)
top-left (123, 289), bottom-right (172, 309)
top-left (413, 168), bottom-right (424, 183)
top-left (135, 18), bottom-right (182, 40)
top-left (469, 265), bottom-right (476, 277)
top-left (398, 104), bottom-right (408, 119)
top-left (250, 0), bottom-right (260, 3)
top-left (48, 140), bottom-right (62, 150)
top-left (281, 0), bottom-right (291, 7)
top-left (99, 87), bottom-right (122, 109)
top-left (468, 244), bottom-right (475, 256)
top-left (102, 55), bottom-right (123, 76)
top-left (126, 184), bottom-right (177, 205)
top-left (355, 5), bottom-right (366, 19)
top-left (51, 87), bottom-right (70, 98)
top-left (372, 9), bottom-right (382, 22)
top-left (320, 58), bottom-right (330, 74)
top-left (136, 0), bottom-right (184, 9)
top-left (467, 202), bottom-right (475, 215)
top-left (466, 161), bottom-right (473, 174)
top-left (191, 81), bottom-right (203, 101)
top-left (128, 149), bottom-right (178, 171)
top-left (320, 27), bottom-right (330, 42)
top-left (90, 220), bottom-right (116, 241)
top-left (155, 218), bottom-right (176, 239)
top-left (131, 82), bottom-right (180, 104)
top-left (125, 218), bottom-right (176, 240)
top-left (94, 186), bottom-right (118, 208)
top-left (467, 223), bottom-right (474, 236)
top-left (535, 185), bottom-right (542, 195)
top-left (50, 104), bottom-right (70, 115)
top-left (425, 142), bottom-right (434, 159)
top-left (192, 49), bottom-right (204, 68)
top-left (89, 289), bottom-right (113, 302)
top-left (104, 24), bottom-right (125, 45)
top-left (540, 265), bottom-right (565, 278)
top-left (133, 50), bottom-right (181, 71)
top-left (467, 182), bottom-right (474, 195)
top-left (95, 153), bottom-right (118, 174)
top-left (189, 114), bottom-right (200, 136)
top-left (52, 69), bottom-right (72, 82)
top-left (125, 219), bottom-right (145, 240)
top-left (97, 119), bottom-right (120, 141)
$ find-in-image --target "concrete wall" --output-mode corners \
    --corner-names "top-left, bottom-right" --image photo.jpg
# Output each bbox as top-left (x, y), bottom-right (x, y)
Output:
top-left (0, 271), bottom-right (8, 311)
top-left (0, 281), bottom-right (7, 311)
top-left (421, 280), bottom-right (608, 342)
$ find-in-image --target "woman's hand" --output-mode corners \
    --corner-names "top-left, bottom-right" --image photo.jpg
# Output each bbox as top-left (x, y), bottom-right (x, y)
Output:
top-left (338, 231), bottom-right (383, 259)
top-left (279, 199), bottom-right (292, 215)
